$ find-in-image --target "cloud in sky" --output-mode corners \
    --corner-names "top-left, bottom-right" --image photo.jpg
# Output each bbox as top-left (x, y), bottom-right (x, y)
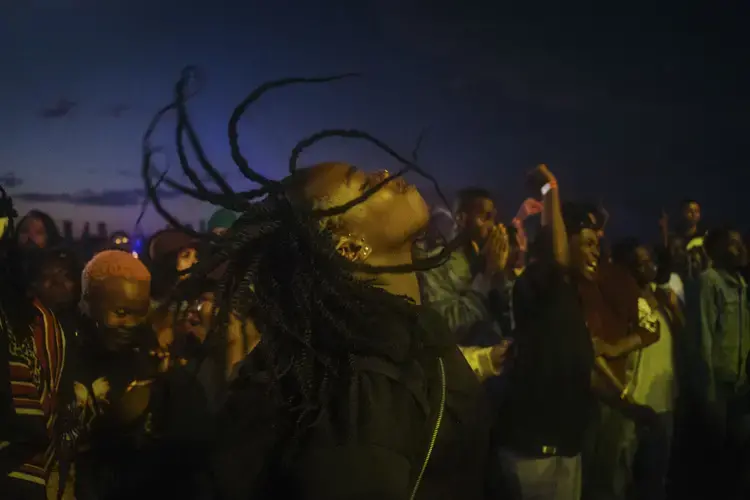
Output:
top-left (39, 98), bottom-right (78, 119)
top-left (0, 172), bottom-right (23, 188)
top-left (13, 188), bottom-right (183, 207)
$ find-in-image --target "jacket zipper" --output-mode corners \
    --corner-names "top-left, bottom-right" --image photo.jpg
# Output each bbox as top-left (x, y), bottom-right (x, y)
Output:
top-left (409, 357), bottom-right (446, 500)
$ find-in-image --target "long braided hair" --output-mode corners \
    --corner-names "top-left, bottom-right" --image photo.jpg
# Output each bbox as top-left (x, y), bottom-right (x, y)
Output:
top-left (142, 67), bottom-right (464, 439)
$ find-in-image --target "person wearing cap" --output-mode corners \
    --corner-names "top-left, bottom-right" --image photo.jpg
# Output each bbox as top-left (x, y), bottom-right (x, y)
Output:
top-left (493, 166), bottom-right (655, 500)
top-left (572, 202), bottom-right (661, 500)
top-left (146, 229), bottom-right (200, 303)
top-left (207, 208), bottom-right (237, 236)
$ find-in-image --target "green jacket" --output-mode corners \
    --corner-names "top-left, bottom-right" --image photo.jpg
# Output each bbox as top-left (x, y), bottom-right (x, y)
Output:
top-left (695, 268), bottom-right (750, 401)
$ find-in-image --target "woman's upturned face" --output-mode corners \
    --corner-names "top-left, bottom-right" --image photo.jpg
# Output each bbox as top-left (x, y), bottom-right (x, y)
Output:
top-left (17, 217), bottom-right (48, 249)
top-left (298, 163), bottom-right (430, 253)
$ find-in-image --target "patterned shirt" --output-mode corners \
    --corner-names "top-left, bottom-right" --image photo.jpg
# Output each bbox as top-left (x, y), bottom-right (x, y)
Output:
top-left (4, 299), bottom-right (66, 492)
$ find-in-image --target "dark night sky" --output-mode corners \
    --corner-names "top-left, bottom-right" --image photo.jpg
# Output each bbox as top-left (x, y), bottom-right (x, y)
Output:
top-left (1, 0), bottom-right (748, 236)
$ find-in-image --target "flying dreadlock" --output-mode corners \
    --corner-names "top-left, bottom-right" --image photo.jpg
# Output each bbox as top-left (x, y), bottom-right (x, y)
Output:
top-left (141, 67), bottom-right (465, 440)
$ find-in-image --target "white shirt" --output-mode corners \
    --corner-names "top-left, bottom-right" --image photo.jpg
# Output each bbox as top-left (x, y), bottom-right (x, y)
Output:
top-left (659, 272), bottom-right (685, 305)
top-left (626, 293), bottom-right (676, 413)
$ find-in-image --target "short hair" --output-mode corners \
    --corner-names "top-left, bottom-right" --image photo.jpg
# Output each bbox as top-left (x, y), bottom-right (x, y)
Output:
top-left (82, 249), bottom-right (150, 294)
top-left (452, 187), bottom-right (494, 215)
top-left (680, 199), bottom-right (700, 209)
top-left (703, 227), bottom-right (734, 261)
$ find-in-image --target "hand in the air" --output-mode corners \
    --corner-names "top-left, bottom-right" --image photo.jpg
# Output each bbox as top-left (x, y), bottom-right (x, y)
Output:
top-left (515, 198), bottom-right (544, 222)
top-left (535, 164), bottom-right (557, 184)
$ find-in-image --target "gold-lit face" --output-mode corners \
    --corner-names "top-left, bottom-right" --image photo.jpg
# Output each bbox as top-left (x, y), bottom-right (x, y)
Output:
top-left (298, 163), bottom-right (430, 254)
top-left (176, 247), bottom-right (198, 273)
top-left (87, 277), bottom-right (151, 328)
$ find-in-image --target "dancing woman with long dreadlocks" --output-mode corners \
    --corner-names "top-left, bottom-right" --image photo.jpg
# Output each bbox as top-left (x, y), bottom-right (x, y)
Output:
top-left (144, 68), bottom-right (492, 500)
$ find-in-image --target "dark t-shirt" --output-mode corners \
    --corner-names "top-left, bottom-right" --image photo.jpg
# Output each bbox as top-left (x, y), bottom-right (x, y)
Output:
top-left (496, 261), bottom-right (595, 457)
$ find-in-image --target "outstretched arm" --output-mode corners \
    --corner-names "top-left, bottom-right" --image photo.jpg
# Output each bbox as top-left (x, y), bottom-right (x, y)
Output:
top-left (537, 165), bottom-right (569, 267)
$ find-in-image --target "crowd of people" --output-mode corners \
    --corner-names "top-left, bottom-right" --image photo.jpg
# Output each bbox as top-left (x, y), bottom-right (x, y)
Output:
top-left (1, 70), bottom-right (749, 500)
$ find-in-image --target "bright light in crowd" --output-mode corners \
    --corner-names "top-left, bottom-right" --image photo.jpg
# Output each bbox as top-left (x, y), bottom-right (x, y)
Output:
top-left (132, 251), bottom-right (139, 259)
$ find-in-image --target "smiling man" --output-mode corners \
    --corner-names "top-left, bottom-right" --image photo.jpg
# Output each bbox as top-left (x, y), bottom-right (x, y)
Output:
top-left (573, 203), bottom-right (661, 500)
top-left (68, 250), bottom-right (211, 499)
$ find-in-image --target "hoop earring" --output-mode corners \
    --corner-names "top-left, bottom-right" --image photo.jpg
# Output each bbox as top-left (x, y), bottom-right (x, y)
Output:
top-left (335, 234), bottom-right (372, 263)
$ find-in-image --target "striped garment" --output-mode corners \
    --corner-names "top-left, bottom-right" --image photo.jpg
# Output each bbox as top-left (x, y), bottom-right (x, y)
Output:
top-left (5, 298), bottom-right (66, 491)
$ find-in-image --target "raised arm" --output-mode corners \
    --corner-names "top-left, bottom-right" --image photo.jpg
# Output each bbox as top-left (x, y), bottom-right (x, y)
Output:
top-left (537, 165), bottom-right (569, 267)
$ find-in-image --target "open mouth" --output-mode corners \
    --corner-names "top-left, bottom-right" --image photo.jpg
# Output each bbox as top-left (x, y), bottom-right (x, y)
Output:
top-left (585, 258), bottom-right (598, 274)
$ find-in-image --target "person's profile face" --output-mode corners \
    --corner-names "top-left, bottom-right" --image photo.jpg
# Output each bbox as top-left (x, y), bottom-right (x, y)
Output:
top-left (571, 228), bottom-right (600, 281)
top-left (302, 163), bottom-right (430, 254)
top-left (457, 197), bottom-right (496, 244)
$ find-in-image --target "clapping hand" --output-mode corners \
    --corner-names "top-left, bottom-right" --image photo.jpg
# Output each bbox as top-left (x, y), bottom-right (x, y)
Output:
top-left (482, 223), bottom-right (510, 276)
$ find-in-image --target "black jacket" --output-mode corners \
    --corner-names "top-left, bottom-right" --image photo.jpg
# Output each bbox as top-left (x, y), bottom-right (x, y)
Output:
top-left (209, 306), bottom-right (492, 500)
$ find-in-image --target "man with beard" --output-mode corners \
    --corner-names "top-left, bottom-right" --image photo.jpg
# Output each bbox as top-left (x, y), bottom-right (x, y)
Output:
top-left (0, 187), bottom-right (67, 499)
top-left (420, 188), bottom-right (514, 381)
top-left (64, 250), bottom-right (211, 500)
